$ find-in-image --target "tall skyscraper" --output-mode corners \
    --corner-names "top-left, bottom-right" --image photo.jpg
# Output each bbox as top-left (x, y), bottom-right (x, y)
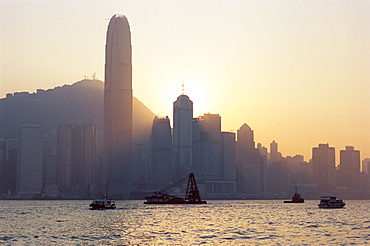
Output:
top-left (104, 14), bottom-right (133, 193)
top-left (173, 94), bottom-right (193, 180)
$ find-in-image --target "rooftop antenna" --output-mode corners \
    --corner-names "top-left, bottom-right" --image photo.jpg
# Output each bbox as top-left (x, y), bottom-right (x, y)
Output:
top-left (182, 78), bottom-right (185, 95)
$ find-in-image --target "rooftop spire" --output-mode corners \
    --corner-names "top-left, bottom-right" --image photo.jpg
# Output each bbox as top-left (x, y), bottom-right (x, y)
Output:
top-left (182, 78), bottom-right (185, 95)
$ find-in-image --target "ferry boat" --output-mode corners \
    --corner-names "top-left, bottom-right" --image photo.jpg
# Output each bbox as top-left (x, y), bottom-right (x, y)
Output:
top-left (89, 196), bottom-right (116, 210)
top-left (144, 173), bottom-right (207, 204)
top-left (284, 186), bottom-right (304, 203)
top-left (318, 196), bottom-right (345, 209)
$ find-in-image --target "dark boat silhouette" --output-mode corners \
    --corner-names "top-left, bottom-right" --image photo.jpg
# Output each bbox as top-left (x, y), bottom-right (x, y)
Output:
top-left (144, 173), bottom-right (207, 204)
top-left (284, 185), bottom-right (304, 203)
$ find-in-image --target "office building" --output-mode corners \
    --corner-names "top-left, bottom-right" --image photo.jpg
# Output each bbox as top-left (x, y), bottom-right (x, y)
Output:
top-left (16, 125), bottom-right (43, 197)
top-left (150, 116), bottom-right (172, 185)
top-left (338, 146), bottom-right (361, 188)
top-left (312, 143), bottom-right (336, 190)
top-left (173, 94), bottom-right (193, 180)
top-left (236, 123), bottom-right (266, 194)
top-left (104, 14), bottom-right (133, 193)
top-left (57, 124), bottom-right (97, 193)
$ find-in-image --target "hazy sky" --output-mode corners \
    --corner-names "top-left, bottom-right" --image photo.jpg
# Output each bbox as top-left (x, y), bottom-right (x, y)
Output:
top-left (1, 0), bottom-right (369, 162)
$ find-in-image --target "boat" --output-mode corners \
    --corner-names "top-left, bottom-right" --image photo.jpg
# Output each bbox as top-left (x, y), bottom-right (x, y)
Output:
top-left (89, 196), bottom-right (116, 210)
top-left (144, 173), bottom-right (207, 204)
top-left (318, 196), bottom-right (345, 209)
top-left (284, 185), bottom-right (304, 203)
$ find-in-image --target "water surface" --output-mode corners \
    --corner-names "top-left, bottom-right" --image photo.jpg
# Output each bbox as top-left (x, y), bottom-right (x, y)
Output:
top-left (1, 200), bottom-right (369, 245)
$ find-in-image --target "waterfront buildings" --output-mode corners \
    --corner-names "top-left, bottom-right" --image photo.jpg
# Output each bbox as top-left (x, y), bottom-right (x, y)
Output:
top-left (103, 15), bottom-right (133, 193)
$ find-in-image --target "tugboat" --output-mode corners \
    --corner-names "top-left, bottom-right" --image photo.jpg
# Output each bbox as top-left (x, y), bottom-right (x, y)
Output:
top-left (89, 195), bottom-right (116, 210)
top-left (284, 185), bottom-right (304, 203)
top-left (144, 173), bottom-right (207, 204)
top-left (318, 196), bottom-right (345, 209)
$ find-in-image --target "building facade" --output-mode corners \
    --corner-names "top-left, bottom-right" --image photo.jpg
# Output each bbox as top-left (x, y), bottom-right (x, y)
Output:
top-left (338, 146), bottom-right (361, 188)
top-left (173, 94), bottom-right (193, 181)
top-left (104, 14), bottom-right (133, 193)
top-left (312, 143), bottom-right (336, 190)
top-left (16, 125), bottom-right (43, 197)
top-left (150, 116), bottom-right (173, 185)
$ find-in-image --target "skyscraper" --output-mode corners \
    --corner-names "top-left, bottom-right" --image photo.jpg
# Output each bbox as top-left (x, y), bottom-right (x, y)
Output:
top-left (150, 116), bottom-right (172, 185)
top-left (312, 143), bottom-right (336, 190)
top-left (16, 125), bottom-right (43, 197)
top-left (104, 15), bottom-right (133, 193)
top-left (338, 146), bottom-right (361, 188)
top-left (173, 94), bottom-right (193, 180)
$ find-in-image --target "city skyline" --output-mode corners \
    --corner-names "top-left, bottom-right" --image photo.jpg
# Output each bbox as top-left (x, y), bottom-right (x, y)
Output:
top-left (1, 0), bottom-right (369, 160)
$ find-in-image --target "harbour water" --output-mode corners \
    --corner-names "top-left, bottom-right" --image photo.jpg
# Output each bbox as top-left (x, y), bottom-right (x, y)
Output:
top-left (1, 200), bottom-right (369, 245)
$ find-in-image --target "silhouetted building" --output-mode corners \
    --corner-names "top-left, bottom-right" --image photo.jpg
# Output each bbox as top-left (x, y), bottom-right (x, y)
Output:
top-left (221, 132), bottom-right (236, 181)
top-left (193, 113), bottom-right (222, 181)
top-left (363, 158), bottom-right (370, 174)
top-left (103, 14), bottom-right (133, 194)
top-left (173, 94), bottom-right (193, 181)
top-left (150, 116), bottom-right (173, 185)
top-left (16, 125), bottom-right (43, 197)
top-left (269, 140), bottom-right (280, 163)
top-left (338, 146), bottom-right (361, 188)
top-left (312, 143), bottom-right (336, 190)
top-left (236, 124), bottom-right (266, 195)
top-left (57, 124), bottom-right (97, 194)
top-left (0, 138), bottom-right (17, 196)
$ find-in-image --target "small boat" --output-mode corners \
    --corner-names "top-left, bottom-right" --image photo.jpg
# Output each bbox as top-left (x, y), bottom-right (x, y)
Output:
top-left (144, 173), bottom-right (207, 204)
top-left (284, 185), bottom-right (304, 203)
top-left (89, 196), bottom-right (116, 210)
top-left (318, 196), bottom-right (345, 209)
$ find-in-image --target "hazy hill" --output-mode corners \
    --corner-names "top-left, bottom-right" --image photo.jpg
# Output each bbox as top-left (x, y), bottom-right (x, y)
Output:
top-left (0, 79), bottom-right (155, 143)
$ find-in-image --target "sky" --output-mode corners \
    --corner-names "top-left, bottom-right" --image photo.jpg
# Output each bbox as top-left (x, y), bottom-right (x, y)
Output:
top-left (1, 0), bottom-right (369, 163)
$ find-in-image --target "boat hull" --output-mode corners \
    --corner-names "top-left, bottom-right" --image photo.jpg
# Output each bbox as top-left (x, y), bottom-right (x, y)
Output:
top-left (144, 201), bottom-right (207, 204)
top-left (284, 200), bottom-right (304, 203)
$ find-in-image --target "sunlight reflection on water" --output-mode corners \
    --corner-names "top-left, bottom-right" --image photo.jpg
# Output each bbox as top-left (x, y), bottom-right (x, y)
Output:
top-left (0, 200), bottom-right (369, 245)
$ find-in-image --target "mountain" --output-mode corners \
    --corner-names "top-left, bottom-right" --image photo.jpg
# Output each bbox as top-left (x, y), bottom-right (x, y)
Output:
top-left (0, 79), bottom-right (155, 143)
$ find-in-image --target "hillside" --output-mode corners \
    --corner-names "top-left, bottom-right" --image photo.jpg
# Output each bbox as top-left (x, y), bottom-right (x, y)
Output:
top-left (0, 79), bottom-right (155, 143)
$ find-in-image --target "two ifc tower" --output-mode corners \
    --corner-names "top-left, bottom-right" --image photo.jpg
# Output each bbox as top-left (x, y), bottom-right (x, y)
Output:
top-left (103, 14), bottom-right (133, 193)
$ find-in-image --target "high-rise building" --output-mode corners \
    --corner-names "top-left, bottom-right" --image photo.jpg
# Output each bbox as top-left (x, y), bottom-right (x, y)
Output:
top-left (104, 14), bottom-right (133, 193)
top-left (269, 140), bottom-right (279, 163)
top-left (57, 124), bottom-right (97, 194)
top-left (150, 116), bottom-right (172, 185)
top-left (0, 138), bottom-right (17, 196)
top-left (338, 146), bottom-right (361, 188)
top-left (236, 123), bottom-right (266, 194)
top-left (16, 125), bottom-right (43, 197)
top-left (362, 158), bottom-right (370, 174)
top-left (173, 94), bottom-right (193, 180)
top-left (193, 113), bottom-right (236, 196)
top-left (312, 143), bottom-right (336, 190)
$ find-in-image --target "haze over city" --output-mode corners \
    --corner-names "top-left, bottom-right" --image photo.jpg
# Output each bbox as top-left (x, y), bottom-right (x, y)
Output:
top-left (1, 0), bottom-right (369, 161)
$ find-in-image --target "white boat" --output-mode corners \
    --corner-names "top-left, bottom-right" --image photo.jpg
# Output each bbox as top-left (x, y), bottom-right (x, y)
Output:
top-left (89, 196), bottom-right (116, 210)
top-left (318, 196), bottom-right (345, 209)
